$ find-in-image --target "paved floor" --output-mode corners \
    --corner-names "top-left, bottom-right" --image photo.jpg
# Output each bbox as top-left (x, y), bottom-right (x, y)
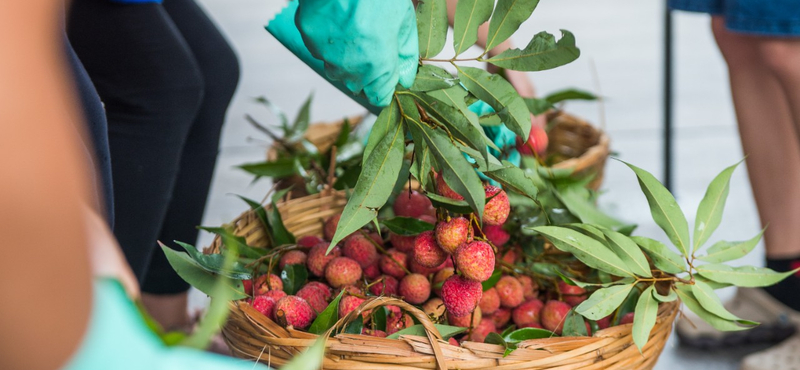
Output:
top-left (191, 1), bottom-right (769, 368)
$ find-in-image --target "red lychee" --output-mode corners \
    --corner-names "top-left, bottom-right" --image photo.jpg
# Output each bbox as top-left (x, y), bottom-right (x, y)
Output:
top-left (483, 224), bottom-right (510, 247)
top-left (344, 233), bottom-right (379, 268)
top-left (441, 275), bottom-right (483, 317)
top-left (279, 250), bottom-right (308, 270)
top-left (297, 235), bottom-right (324, 250)
top-left (491, 308), bottom-right (512, 328)
top-left (363, 329), bottom-right (388, 337)
top-left (394, 190), bottom-right (435, 218)
top-left (619, 312), bottom-right (635, 325)
top-left (596, 315), bottom-right (611, 330)
top-left (512, 299), bottom-right (544, 327)
top-left (338, 295), bottom-right (366, 318)
top-left (455, 241), bottom-right (495, 282)
top-left (436, 173), bottom-right (464, 200)
top-left (363, 263), bottom-right (381, 280)
top-left (469, 318), bottom-right (497, 342)
top-left (433, 267), bottom-right (455, 297)
top-left (435, 217), bottom-right (472, 254)
top-left (518, 275), bottom-right (538, 300)
top-left (307, 243), bottom-right (341, 277)
top-left (483, 186), bottom-right (510, 226)
top-left (262, 289), bottom-right (287, 303)
top-left (325, 257), bottom-right (363, 288)
top-left (521, 322), bottom-right (543, 329)
top-left (253, 273), bottom-right (283, 296)
top-left (516, 124), bottom-right (549, 157)
top-left (389, 233), bottom-right (415, 253)
top-left (495, 276), bottom-right (524, 308)
top-left (273, 296), bottom-right (315, 330)
top-left (379, 248), bottom-right (408, 280)
top-left (304, 281), bottom-right (332, 300)
top-left (447, 306), bottom-right (482, 328)
top-left (250, 295), bottom-right (277, 319)
top-left (369, 275), bottom-right (399, 296)
top-left (387, 311), bottom-right (414, 334)
top-left (479, 287), bottom-right (501, 315)
top-left (499, 247), bottom-right (517, 265)
top-left (297, 285), bottom-right (329, 313)
top-left (423, 297), bottom-right (446, 320)
top-left (323, 214), bottom-right (341, 241)
top-left (558, 281), bottom-right (588, 307)
top-left (243, 279), bottom-right (253, 295)
top-left (335, 284), bottom-right (362, 297)
top-left (414, 230), bottom-right (448, 268)
top-left (541, 300), bottom-right (571, 335)
top-left (399, 273), bottom-right (431, 304)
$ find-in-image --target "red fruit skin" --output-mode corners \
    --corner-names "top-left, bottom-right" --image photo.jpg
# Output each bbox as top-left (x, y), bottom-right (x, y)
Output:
top-left (436, 172), bottom-right (464, 200)
top-left (263, 289), bottom-right (287, 302)
top-left (363, 329), bottom-right (388, 337)
top-left (307, 243), bottom-right (341, 277)
top-left (518, 275), bottom-right (538, 300)
top-left (620, 312), bottom-right (635, 325)
top-left (469, 318), bottom-right (497, 342)
top-left (325, 257), bottom-right (363, 288)
top-left (338, 295), bottom-right (366, 318)
top-left (304, 281), bottom-right (332, 300)
top-left (323, 214), bottom-right (341, 241)
top-left (394, 190), bottom-right (435, 218)
top-left (344, 234), bottom-right (379, 268)
top-left (521, 322), bottom-right (543, 329)
top-left (335, 285), bottom-right (362, 297)
top-left (516, 124), bottom-right (549, 157)
top-left (380, 249), bottom-right (408, 280)
top-left (243, 279), bottom-right (253, 295)
top-left (491, 308), bottom-right (512, 328)
top-left (447, 307), bottom-right (482, 328)
top-left (483, 225), bottom-right (510, 247)
top-left (512, 299), bottom-right (544, 327)
top-left (423, 298), bottom-right (446, 319)
top-left (363, 263), bottom-right (381, 280)
top-left (495, 276), bottom-right (524, 308)
top-left (596, 315), bottom-right (611, 330)
top-left (558, 281), bottom-right (588, 307)
top-left (387, 312), bottom-right (414, 334)
top-left (250, 295), bottom-right (277, 320)
top-left (279, 250), bottom-right (308, 270)
top-left (409, 257), bottom-right (444, 277)
top-left (479, 287), bottom-right (501, 315)
top-left (414, 230), bottom-right (448, 268)
top-left (253, 274), bottom-right (284, 296)
top-left (500, 248), bottom-right (517, 265)
top-left (297, 285), bottom-right (328, 313)
top-left (433, 267), bottom-right (455, 297)
top-left (483, 186), bottom-right (510, 226)
top-left (448, 337), bottom-right (459, 346)
top-left (454, 241), bottom-right (495, 282)
top-left (541, 300), bottom-right (571, 335)
top-left (297, 235), bottom-right (324, 250)
top-left (369, 275), bottom-right (399, 296)
top-left (389, 233), bottom-right (416, 253)
top-left (273, 296), bottom-right (315, 330)
top-left (368, 232), bottom-right (384, 246)
top-left (399, 273), bottom-right (431, 304)
top-left (441, 275), bottom-right (483, 317)
top-left (435, 217), bottom-right (472, 254)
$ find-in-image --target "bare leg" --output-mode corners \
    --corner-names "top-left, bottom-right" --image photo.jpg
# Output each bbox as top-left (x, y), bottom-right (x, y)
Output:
top-left (712, 16), bottom-right (800, 259)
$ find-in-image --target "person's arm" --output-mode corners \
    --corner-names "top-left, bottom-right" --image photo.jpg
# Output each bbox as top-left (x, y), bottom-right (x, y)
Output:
top-left (0, 2), bottom-right (95, 370)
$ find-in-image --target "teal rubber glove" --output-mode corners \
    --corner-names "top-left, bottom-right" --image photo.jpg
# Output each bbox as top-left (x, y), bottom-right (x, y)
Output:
top-left (63, 279), bottom-right (267, 370)
top-left (293, 0), bottom-right (419, 107)
top-left (467, 100), bottom-right (521, 185)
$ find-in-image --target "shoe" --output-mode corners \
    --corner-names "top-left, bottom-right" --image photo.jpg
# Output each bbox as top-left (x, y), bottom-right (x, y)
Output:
top-left (741, 333), bottom-right (800, 370)
top-left (676, 287), bottom-right (799, 348)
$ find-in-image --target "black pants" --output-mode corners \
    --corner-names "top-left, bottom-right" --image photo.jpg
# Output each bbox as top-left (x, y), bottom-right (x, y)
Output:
top-left (67, 0), bottom-right (240, 294)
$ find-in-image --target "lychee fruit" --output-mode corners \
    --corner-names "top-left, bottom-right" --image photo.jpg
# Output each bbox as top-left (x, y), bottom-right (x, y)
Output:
top-left (297, 285), bottom-right (329, 313)
top-left (343, 233), bottom-right (379, 268)
top-left (387, 311), bottom-right (414, 334)
top-left (253, 273), bottom-right (283, 296)
top-left (435, 217), bottom-right (472, 254)
top-left (307, 243), bottom-right (341, 277)
top-left (414, 231), bottom-right (448, 268)
top-left (335, 284), bottom-right (362, 297)
top-left (483, 224), bottom-right (510, 247)
top-left (243, 279), bottom-right (254, 295)
top-left (516, 124), bottom-right (549, 157)
top-left (323, 214), bottom-right (341, 241)
top-left (518, 275), bottom-right (538, 300)
top-left (363, 329), bottom-right (388, 337)
top-left (491, 308), bottom-right (512, 328)
top-left (325, 257), bottom-right (363, 288)
top-left (279, 250), bottom-right (308, 270)
top-left (483, 186), bottom-right (510, 226)
top-left (250, 295), bottom-right (277, 319)
top-left (394, 190), bottom-right (435, 218)
top-left (521, 322), bottom-right (543, 329)
top-left (369, 275), bottom-right (399, 296)
top-left (495, 276), bottom-right (524, 308)
top-left (338, 295), bottom-right (366, 318)
top-left (423, 297), bottom-right (446, 320)
top-left (512, 299), bottom-right (544, 327)
top-left (468, 318), bottom-right (497, 342)
top-left (399, 273), bottom-right (431, 304)
top-left (273, 295), bottom-right (315, 330)
top-left (304, 281), bottom-right (332, 300)
top-left (447, 306), bottom-right (482, 328)
top-left (379, 248), bottom-right (408, 280)
top-left (389, 233), bottom-right (416, 253)
top-left (436, 173), bottom-right (463, 200)
top-left (558, 281), bottom-right (588, 306)
top-left (409, 257), bottom-right (444, 277)
top-left (448, 337), bottom-right (459, 346)
top-left (262, 289), bottom-right (287, 303)
top-left (541, 300), bottom-right (571, 335)
top-left (455, 241), bottom-right (495, 282)
top-left (499, 247), bottom-right (517, 265)
top-left (369, 232), bottom-right (384, 245)
top-left (441, 274), bottom-right (483, 317)
top-left (363, 263), bottom-right (381, 280)
top-left (619, 312), bottom-right (635, 325)
top-left (432, 267), bottom-right (455, 297)
top-left (479, 287), bottom-right (501, 315)
top-left (297, 235), bottom-right (324, 250)
top-left (596, 315), bottom-right (611, 330)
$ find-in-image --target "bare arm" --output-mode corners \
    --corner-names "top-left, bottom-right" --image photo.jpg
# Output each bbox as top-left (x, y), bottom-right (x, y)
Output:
top-left (0, 2), bottom-right (95, 369)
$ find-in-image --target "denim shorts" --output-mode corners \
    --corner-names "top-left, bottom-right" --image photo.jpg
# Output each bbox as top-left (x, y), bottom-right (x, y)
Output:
top-left (669, 0), bottom-right (800, 37)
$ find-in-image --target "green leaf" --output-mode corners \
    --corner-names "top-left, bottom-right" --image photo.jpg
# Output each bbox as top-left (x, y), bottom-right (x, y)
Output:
top-left (386, 324), bottom-right (466, 340)
top-left (632, 286), bottom-right (658, 351)
top-left (269, 188), bottom-right (296, 246)
top-left (281, 336), bottom-right (326, 370)
top-left (504, 327), bottom-right (556, 343)
top-left (173, 241), bottom-right (251, 280)
top-left (697, 230), bottom-right (764, 263)
top-left (562, 310), bottom-right (588, 337)
top-left (235, 195), bottom-right (271, 236)
top-left (559, 273), bottom-right (635, 289)
top-left (197, 226), bottom-right (265, 259)
top-left (453, 0), bottom-right (494, 55)
top-left (372, 307), bottom-right (388, 332)
top-left (290, 93), bottom-right (312, 138)
top-left (410, 142), bottom-right (433, 190)
top-left (416, 0), bottom-right (448, 59)
top-left (411, 65), bottom-right (458, 92)
top-left (382, 216), bottom-right (435, 236)
top-left (488, 30), bottom-right (580, 72)
top-left (343, 314), bottom-right (364, 335)
top-left (329, 105), bottom-right (406, 249)
top-left (556, 187), bottom-right (627, 230)
top-left (254, 96), bottom-right (289, 133)
top-left (426, 193), bottom-right (475, 214)
top-left (159, 243), bottom-right (248, 300)
top-left (484, 161), bottom-right (540, 200)
top-left (485, 0), bottom-right (539, 51)
top-left (281, 264), bottom-right (308, 295)
top-left (544, 88), bottom-right (598, 105)
top-left (364, 99), bottom-right (400, 162)
top-left (694, 161), bottom-right (741, 251)
top-left (696, 264), bottom-right (800, 288)
top-left (613, 285), bottom-right (641, 326)
top-left (652, 288), bottom-right (677, 303)
top-left (630, 236), bottom-right (686, 274)
top-left (532, 226), bottom-right (632, 277)
top-left (691, 280), bottom-right (748, 322)
top-left (622, 161), bottom-right (691, 258)
top-left (411, 87), bottom-right (489, 162)
top-left (575, 284), bottom-right (634, 320)
top-left (238, 157), bottom-right (309, 178)
top-left (675, 284), bottom-right (751, 332)
top-left (695, 276), bottom-right (732, 290)
top-left (457, 66), bottom-right (530, 140)
top-left (308, 290), bottom-right (346, 334)
top-left (482, 270), bottom-right (503, 291)
top-left (598, 228), bottom-right (652, 277)
top-left (333, 118), bottom-right (351, 149)
top-left (484, 332), bottom-right (516, 356)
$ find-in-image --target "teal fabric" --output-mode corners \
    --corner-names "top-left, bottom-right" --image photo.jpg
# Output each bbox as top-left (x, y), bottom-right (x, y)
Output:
top-left (467, 100), bottom-right (521, 185)
top-left (63, 279), bottom-right (266, 370)
top-left (267, 0), bottom-right (418, 110)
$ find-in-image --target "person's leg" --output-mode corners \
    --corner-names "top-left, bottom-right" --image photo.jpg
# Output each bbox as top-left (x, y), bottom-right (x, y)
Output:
top-left (139, 0), bottom-right (240, 329)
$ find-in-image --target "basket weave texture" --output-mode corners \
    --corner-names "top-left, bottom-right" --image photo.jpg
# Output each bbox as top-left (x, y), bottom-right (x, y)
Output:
top-left (206, 189), bottom-right (678, 370)
top-left (547, 111), bottom-right (610, 191)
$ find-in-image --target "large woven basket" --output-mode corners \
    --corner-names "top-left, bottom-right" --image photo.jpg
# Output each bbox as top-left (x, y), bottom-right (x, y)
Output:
top-left (206, 190), bottom-right (679, 370)
top-left (547, 111), bottom-right (610, 192)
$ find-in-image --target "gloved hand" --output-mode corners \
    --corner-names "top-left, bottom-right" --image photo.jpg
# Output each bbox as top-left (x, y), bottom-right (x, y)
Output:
top-left (294, 0), bottom-right (419, 107)
top-left (469, 100), bottom-right (521, 167)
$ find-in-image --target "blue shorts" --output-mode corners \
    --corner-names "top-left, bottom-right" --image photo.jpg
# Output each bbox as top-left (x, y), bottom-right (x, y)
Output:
top-left (669, 0), bottom-right (800, 37)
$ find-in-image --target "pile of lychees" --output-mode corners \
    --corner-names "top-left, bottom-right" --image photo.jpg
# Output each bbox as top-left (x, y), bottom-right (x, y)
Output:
top-left (244, 175), bottom-right (630, 342)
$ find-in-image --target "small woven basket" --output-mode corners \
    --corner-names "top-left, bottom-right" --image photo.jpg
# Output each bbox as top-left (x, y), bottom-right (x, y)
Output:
top-left (547, 111), bottom-right (610, 192)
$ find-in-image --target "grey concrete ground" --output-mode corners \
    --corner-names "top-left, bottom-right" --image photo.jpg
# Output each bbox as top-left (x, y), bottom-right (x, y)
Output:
top-left (191, 0), bottom-right (768, 368)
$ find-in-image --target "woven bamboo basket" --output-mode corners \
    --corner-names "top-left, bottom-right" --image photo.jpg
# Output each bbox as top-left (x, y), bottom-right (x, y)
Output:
top-left (205, 188), bottom-right (679, 370)
top-left (547, 111), bottom-right (610, 192)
